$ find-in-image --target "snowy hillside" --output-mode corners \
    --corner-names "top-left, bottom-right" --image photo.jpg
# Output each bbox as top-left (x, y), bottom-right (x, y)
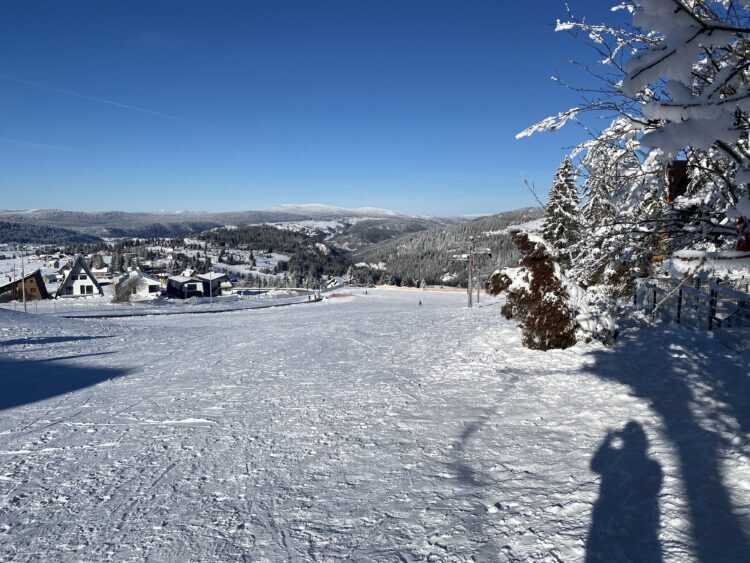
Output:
top-left (1, 290), bottom-right (748, 561)
top-left (268, 203), bottom-right (405, 218)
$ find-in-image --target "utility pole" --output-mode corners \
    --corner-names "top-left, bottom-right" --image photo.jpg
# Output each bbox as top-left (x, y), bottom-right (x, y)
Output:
top-left (20, 246), bottom-right (27, 313)
top-left (450, 237), bottom-right (491, 309)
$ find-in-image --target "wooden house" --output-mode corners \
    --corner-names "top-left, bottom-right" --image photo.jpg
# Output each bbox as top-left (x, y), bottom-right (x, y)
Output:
top-left (0, 270), bottom-right (51, 303)
top-left (56, 255), bottom-right (104, 298)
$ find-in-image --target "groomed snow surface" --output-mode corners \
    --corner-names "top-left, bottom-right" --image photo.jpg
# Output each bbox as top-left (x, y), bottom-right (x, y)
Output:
top-left (1, 289), bottom-right (749, 562)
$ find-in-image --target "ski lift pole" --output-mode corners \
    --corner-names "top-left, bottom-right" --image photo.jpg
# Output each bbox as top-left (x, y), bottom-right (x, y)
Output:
top-left (450, 238), bottom-right (491, 310)
top-left (21, 246), bottom-right (27, 313)
top-left (467, 236), bottom-right (476, 309)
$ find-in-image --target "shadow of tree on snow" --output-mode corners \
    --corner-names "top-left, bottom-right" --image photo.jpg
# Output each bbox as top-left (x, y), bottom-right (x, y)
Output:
top-left (0, 335), bottom-right (115, 348)
top-left (0, 355), bottom-right (130, 411)
top-left (586, 325), bottom-right (750, 563)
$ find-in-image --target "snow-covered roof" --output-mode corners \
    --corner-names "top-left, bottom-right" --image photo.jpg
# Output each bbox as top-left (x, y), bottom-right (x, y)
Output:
top-left (122, 270), bottom-right (161, 285)
top-left (169, 275), bottom-right (196, 284)
top-left (198, 272), bottom-right (228, 281)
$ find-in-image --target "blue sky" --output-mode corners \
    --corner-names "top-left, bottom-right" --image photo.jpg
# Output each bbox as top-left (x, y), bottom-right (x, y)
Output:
top-left (0, 1), bottom-right (624, 216)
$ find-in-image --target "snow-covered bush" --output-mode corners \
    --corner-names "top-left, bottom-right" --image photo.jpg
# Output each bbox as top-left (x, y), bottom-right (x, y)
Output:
top-left (490, 231), bottom-right (619, 348)
top-left (490, 232), bottom-right (577, 350)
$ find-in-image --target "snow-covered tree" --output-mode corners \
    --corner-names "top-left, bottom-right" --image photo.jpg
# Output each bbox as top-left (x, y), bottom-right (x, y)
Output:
top-left (490, 232), bottom-right (577, 350)
top-left (518, 0), bottom-right (750, 291)
top-left (543, 157), bottom-right (581, 261)
top-left (522, 2), bottom-right (750, 206)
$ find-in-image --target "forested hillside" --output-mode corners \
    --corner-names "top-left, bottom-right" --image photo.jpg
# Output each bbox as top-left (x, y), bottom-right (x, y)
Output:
top-left (0, 221), bottom-right (102, 244)
top-left (329, 217), bottom-right (451, 251)
top-left (201, 225), bottom-right (310, 254)
top-left (354, 207), bottom-right (543, 286)
top-left (202, 225), bottom-right (351, 282)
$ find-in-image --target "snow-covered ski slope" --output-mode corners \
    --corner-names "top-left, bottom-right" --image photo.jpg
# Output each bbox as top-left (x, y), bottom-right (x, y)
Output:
top-left (1, 289), bottom-right (749, 562)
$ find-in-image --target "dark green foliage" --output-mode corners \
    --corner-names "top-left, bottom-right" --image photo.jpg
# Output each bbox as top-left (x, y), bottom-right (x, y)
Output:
top-left (203, 225), bottom-right (351, 280)
top-left (331, 218), bottom-right (448, 250)
top-left (104, 222), bottom-right (219, 238)
top-left (202, 225), bottom-right (308, 254)
top-left (502, 233), bottom-right (576, 351)
top-left (0, 221), bottom-right (102, 244)
top-left (287, 246), bottom-right (350, 281)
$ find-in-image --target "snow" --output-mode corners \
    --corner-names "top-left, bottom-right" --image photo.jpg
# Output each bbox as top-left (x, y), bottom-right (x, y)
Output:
top-left (270, 203), bottom-right (403, 218)
top-left (0, 291), bottom-right (749, 561)
top-left (485, 217), bottom-right (546, 237)
top-left (441, 272), bottom-right (458, 283)
top-left (197, 272), bottom-right (227, 281)
top-left (266, 220), bottom-right (349, 236)
top-left (354, 261), bottom-right (386, 271)
top-left (661, 250), bottom-right (750, 280)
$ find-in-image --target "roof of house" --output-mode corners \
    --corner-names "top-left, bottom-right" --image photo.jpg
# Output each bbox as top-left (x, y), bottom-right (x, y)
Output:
top-left (0, 269), bottom-right (51, 299)
top-left (117, 270), bottom-right (161, 287)
top-left (56, 255), bottom-right (104, 297)
top-left (197, 272), bottom-right (228, 281)
top-left (168, 275), bottom-right (197, 284)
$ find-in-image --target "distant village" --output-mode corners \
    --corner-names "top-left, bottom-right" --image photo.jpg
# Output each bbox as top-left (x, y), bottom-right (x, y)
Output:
top-left (0, 236), bottom-right (339, 305)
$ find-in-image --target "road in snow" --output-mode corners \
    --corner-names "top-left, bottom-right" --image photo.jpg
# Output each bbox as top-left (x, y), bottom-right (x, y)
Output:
top-left (1, 289), bottom-right (750, 562)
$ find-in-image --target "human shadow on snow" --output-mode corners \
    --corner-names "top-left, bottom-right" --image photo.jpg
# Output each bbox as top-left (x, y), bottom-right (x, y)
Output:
top-left (585, 421), bottom-right (663, 563)
top-left (586, 325), bottom-right (750, 563)
top-left (0, 355), bottom-right (130, 411)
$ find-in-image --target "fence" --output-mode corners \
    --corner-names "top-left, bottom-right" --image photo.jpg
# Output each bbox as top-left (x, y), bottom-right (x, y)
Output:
top-left (634, 278), bottom-right (750, 330)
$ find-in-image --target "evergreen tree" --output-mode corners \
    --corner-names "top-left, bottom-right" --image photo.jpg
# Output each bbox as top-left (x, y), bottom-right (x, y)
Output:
top-left (581, 173), bottom-right (614, 229)
top-left (543, 157), bottom-right (581, 261)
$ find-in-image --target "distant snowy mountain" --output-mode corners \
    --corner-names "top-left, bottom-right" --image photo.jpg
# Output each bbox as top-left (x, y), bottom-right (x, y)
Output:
top-left (0, 205), bottom-right (436, 243)
top-left (0, 205), bottom-right (534, 249)
top-left (268, 203), bottom-right (405, 219)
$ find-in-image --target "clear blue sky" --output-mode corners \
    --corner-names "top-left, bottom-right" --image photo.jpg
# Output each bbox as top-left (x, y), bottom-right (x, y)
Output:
top-left (0, 1), bottom-right (622, 216)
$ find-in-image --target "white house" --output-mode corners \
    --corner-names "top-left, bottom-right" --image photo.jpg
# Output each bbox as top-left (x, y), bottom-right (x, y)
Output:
top-left (113, 270), bottom-right (162, 302)
top-left (56, 256), bottom-right (104, 298)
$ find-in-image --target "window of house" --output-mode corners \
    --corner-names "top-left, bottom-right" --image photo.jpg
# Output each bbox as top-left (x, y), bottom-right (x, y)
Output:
top-left (149, 285), bottom-right (160, 293)
top-left (79, 274), bottom-right (88, 280)
top-left (84, 285), bottom-right (93, 294)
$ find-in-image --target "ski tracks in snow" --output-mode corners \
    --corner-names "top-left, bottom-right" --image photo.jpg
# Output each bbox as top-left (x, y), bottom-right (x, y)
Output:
top-left (1, 292), bottom-right (747, 561)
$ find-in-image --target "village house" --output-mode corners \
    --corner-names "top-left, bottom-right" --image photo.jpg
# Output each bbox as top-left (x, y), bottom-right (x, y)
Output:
top-left (56, 255), bottom-right (104, 298)
top-left (198, 272), bottom-right (229, 297)
top-left (91, 265), bottom-right (112, 285)
top-left (166, 275), bottom-right (203, 299)
top-left (113, 270), bottom-right (162, 302)
top-left (0, 270), bottom-right (51, 303)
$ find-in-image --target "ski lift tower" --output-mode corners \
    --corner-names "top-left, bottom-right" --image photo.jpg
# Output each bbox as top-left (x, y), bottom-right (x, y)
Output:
top-left (450, 236), bottom-right (491, 308)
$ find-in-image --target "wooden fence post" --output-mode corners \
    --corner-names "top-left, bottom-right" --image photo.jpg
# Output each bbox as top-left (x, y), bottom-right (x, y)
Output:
top-left (708, 287), bottom-right (717, 330)
top-left (676, 288), bottom-right (682, 324)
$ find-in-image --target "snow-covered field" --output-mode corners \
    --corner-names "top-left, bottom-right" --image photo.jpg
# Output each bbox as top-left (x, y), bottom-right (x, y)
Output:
top-left (1, 289), bottom-right (749, 562)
